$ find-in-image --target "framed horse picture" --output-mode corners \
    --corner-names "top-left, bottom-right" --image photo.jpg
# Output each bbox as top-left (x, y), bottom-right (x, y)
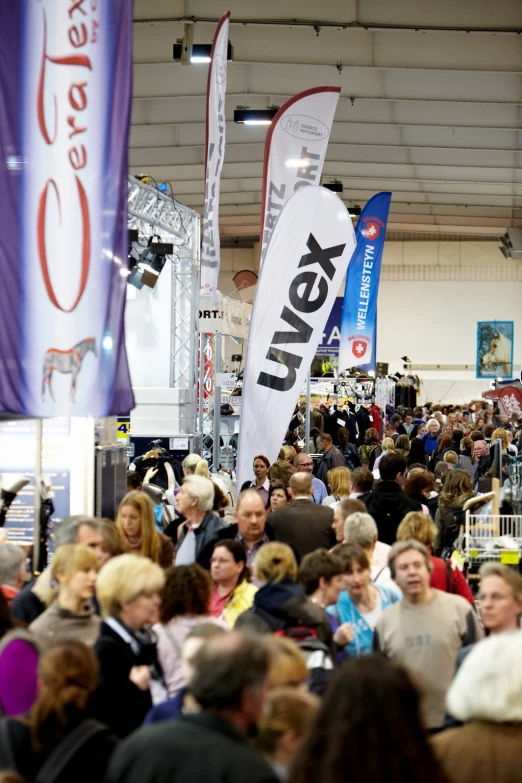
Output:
top-left (476, 322), bottom-right (514, 379)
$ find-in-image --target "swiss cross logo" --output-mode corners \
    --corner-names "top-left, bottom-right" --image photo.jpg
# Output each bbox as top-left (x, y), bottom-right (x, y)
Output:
top-left (363, 222), bottom-right (380, 241)
top-left (352, 340), bottom-right (367, 358)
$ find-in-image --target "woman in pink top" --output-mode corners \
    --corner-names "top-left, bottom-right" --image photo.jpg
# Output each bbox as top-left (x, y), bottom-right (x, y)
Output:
top-left (153, 564), bottom-right (223, 697)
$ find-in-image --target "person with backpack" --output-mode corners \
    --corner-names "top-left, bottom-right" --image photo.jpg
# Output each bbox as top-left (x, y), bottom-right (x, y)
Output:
top-left (235, 542), bottom-right (336, 693)
top-left (396, 513), bottom-right (474, 604)
top-left (337, 428), bottom-right (361, 471)
top-left (357, 429), bottom-right (382, 471)
top-left (0, 640), bottom-right (117, 783)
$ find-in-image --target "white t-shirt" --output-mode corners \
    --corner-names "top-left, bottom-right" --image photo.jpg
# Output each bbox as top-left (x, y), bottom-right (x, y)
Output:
top-left (360, 591), bottom-right (382, 631)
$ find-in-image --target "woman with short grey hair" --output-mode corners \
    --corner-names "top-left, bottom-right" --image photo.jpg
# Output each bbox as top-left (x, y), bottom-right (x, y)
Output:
top-left (175, 476), bottom-right (226, 566)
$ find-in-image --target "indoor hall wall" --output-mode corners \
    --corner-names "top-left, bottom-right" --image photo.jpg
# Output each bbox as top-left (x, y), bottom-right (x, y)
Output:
top-left (217, 242), bottom-right (522, 405)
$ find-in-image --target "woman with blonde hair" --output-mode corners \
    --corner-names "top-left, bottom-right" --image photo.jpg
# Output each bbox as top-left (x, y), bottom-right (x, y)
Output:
top-left (373, 437), bottom-right (395, 472)
top-left (278, 446), bottom-right (297, 464)
top-left (322, 467), bottom-right (351, 508)
top-left (29, 544), bottom-right (100, 648)
top-left (434, 469), bottom-right (475, 555)
top-left (116, 491), bottom-right (174, 569)
top-left (235, 542), bottom-right (333, 652)
top-left (396, 512), bottom-right (474, 603)
top-left (182, 454), bottom-right (210, 479)
top-left (92, 554), bottom-right (166, 737)
top-left (267, 637), bottom-right (309, 690)
top-left (0, 641), bottom-right (117, 781)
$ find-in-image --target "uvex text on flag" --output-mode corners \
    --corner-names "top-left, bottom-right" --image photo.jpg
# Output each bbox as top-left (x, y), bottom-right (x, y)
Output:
top-left (0, 0), bottom-right (134, 418)
top-left (259, 87), bottom-right (341, 266)
top-left (237, 186), bottom-right (356, 487)
top-left (200, 11), bottom-right (230, 296)
top-left (339, 192), bottom-right (392, 374)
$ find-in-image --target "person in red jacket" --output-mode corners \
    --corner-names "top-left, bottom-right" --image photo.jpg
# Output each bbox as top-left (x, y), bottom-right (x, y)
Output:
top-left (396, 512), bottom-right (474, 605)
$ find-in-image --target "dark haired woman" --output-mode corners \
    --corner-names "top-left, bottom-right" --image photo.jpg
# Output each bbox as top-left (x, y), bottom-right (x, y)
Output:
top-left (407, 436), bottom-right (429, 468)
top-left (269, 483), bottom-right (291, 512)
top-left (288, 657), bottom-right (449, 783)
top-left (428, 434), bottom-right (452, 472)
top-left (209, 540), bottom-right (257, 627)
top-left (154, 564), bottom-right (223, 698)
top-left (358, 428), bottom-right (382, 470)
top-left (0, 641), bottom-right (116, 782)
top-left (240, 455), bottom-right (270, 505)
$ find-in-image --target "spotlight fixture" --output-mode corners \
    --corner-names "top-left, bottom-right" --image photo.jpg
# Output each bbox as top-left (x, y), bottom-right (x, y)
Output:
top-left (348, 206), bottom-right (361, 217)
top-left (323, 182), bottom-right (343, 193)
top-left (499, 228), bottom-right (522, 260)
top-left (173, 41), bottom-right (233, 63)
top-left (401, 356), bottom-right (411, 363)
top-left (128, 238), bottom-right (174, 290)
top-left (234, 108), bottom-right (278, 125)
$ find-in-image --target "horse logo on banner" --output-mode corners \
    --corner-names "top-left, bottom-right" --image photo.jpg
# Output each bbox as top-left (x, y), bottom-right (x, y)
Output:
top-left (42, 338), bottom-right (97, 402)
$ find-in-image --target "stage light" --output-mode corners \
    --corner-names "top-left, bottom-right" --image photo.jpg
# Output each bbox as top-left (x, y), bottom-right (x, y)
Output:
top-left (173, 42), bottom-right (233, 63)
top-left (234, 108), bottom-right (278, 125)
top-left (128, 239), bottom-right (174, 291)
top-left (499, 228), bottom-right (522, 260)
top-left (348, 206), bottom-right (362, 217)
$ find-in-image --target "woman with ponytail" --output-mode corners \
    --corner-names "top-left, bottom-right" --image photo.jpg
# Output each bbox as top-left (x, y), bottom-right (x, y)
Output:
top-left (0, 641), bottom-right (116, 782)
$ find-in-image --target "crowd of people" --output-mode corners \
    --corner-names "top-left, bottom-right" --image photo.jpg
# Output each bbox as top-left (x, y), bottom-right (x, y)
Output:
top-left (0, 400), bottom-right (520, 781)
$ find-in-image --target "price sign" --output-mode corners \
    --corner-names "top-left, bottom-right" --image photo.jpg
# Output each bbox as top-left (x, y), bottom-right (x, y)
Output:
top-left (500, 551), bottom-right (520, 565)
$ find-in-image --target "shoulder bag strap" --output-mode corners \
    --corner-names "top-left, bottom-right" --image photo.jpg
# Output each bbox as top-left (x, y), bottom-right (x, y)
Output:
top-left (0, 719), bottom-right (16, 771)
top-left (161, 624), bottom-right (183, 658)
top-left (36, 719), bottom-right (107, 783)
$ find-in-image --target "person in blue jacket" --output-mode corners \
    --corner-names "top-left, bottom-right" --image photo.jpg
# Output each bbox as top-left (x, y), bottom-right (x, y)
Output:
top-left (328, 543), bottom-right (399, 658)
top-left (422, 418), bottom-right (441, 457)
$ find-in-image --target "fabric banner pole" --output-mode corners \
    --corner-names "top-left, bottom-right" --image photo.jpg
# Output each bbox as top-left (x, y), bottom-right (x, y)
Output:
top-left (0, 0), bottom-right (134, 418)
top-left (258, 86), bottom-right (341, 268)
top-left (305, 372), bottom-right (311, 454)
top-left (237, 186), bottom-right (356, 487)
top-left (200, 11), bottom-right (230, 297)
top-left (198, 335), bottom-right (205, 433)
top-left (338, 192), bottom-right (392, 374)
top-left (213, 334), bottom-right (222, 471)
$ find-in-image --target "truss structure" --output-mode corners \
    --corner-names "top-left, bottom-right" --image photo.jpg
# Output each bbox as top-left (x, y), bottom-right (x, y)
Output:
top-left (127, 176), bottom-right (200, 392)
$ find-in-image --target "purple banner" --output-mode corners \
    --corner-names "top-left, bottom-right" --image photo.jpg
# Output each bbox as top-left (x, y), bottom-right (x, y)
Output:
top-left (0, 0), bottom-right (134, 418)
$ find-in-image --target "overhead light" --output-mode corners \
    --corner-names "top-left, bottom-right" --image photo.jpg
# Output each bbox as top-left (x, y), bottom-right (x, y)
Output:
top-left (173, 41), bottom-right (233, 63)
top-left (348, 206), bottom-right (362, 217)
top-left (324, 182), bottom-right (343, 193)
top-left (401, 356), bottom-right (411, 363)
top-left (499, 228), bottom-right (522, 260)
top-left (234, 108), bottom-right (278, 125)
top-left (128, 239), bottom-right (174, 290)
top-left (285, 158), bottom-right (309, 168)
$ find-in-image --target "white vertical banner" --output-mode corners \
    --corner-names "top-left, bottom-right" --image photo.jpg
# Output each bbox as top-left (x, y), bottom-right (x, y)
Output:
top-left (259, 86), bottom-right (341, 266)
top-left (200, 11), bottom-right (230, 296)
top-left (237, 186), bottom-right (356, 487)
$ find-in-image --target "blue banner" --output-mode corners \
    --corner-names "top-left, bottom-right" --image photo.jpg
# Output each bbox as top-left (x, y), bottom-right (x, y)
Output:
top-left (338, 192), bottom-right (391, 373)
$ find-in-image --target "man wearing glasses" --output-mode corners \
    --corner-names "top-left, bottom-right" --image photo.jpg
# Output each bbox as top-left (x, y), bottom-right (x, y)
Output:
top-left (293, 453), bottom-right (327, 504)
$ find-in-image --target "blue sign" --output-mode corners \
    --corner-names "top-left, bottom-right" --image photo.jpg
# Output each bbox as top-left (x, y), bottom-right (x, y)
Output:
top-left (339, 193), bottom-right (391, 373)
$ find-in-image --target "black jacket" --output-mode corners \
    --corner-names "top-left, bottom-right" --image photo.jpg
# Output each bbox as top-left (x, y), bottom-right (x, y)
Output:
top-left (235, 580), bottom-right (334, 652)
top-left (268, 499), bottom-right (335, 563)
top-left (175, 512), bottom-right (227, 565)
top-left (360, 482), bottom-right (422, 545)
top-left (198, 521), bottom-right (275, 570)
top-left (90, 622), bottom-right (154, 738)
top-left (11, 582), bottom-right (45, 624)
top-left (105, 713), bottom-right (277, 783)
top-left (0, 716), bottom-right (117, 783)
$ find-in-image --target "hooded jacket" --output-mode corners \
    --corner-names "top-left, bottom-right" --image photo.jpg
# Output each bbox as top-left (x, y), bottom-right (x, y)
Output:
top-left (235, 580), bottom-right (333, 651)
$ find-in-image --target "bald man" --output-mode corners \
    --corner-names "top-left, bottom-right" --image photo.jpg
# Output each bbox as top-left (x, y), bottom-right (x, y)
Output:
top-left (268, 472), bottom-right (335, 563)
